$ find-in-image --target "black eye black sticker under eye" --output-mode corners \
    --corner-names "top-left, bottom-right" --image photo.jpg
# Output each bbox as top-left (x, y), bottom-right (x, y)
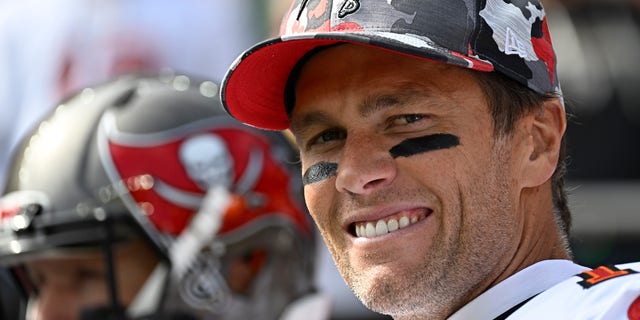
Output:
top-left (389, 133), bottom-right (460, 158)
top-left (301, 134), bottom-right (458, 185)
top-left (302, 162), bottom-right (338, 185)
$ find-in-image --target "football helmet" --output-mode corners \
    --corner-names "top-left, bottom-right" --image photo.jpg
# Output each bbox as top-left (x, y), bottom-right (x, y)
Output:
top-left (0, 73), bottom-right (316, 319)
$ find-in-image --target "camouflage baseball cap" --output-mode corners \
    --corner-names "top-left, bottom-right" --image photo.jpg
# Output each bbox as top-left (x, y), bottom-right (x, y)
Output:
top-left (221, 0), bottom-right (562, 130)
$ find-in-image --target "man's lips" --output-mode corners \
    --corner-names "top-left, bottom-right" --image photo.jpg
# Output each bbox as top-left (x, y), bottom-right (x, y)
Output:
top-left (349, 208), bottom-right (433, 238)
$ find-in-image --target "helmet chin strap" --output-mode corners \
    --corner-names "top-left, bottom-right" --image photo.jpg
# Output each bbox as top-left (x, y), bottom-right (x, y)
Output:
top-left (82, 216), bottom-right (127, 320)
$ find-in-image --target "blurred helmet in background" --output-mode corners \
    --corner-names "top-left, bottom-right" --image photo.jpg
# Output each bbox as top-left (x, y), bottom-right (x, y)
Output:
top-left (0, 72), bottom-right (316, 319)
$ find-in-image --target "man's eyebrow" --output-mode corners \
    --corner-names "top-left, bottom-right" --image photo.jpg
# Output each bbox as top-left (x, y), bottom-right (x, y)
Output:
top-left (359, 86), bottom-right (433, 118)
top-left (290, 111), bottom-right (336, 137)
top-left (291, 86), bottom-right (435, 134)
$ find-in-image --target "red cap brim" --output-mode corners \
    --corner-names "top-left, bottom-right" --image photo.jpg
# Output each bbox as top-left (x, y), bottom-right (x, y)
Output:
top-left (221, 33), bottom-right (493, 130)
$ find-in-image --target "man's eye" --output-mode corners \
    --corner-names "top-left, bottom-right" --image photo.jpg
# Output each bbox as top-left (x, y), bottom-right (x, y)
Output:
top-left (389, 114), bottom-right (425, 127)
top-left (308, 130), bottom-right (345, 148)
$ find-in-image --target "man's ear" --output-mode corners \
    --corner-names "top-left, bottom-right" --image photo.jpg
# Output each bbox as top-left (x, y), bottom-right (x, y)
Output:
top-left (521, 98), bottom-right (566, 188)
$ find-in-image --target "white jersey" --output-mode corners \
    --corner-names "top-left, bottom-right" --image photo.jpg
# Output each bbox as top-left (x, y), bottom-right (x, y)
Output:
top-left (450, 260), bottom-right (640, 320)
top-left (279, 292), bottom-right (332, 320)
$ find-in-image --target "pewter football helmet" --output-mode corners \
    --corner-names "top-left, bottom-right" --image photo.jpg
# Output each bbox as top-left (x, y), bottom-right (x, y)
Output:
top-left (0, 73), bottom-right (316, 319)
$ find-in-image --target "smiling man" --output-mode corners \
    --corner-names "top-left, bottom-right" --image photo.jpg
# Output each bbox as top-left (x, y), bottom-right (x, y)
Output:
top-left (289, 44), bottom-right (571, 319)
top-left (220, 0), bottom-right (640, 319)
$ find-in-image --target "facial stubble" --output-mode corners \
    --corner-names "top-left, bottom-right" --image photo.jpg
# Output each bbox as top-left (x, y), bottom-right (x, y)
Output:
top-left (337, 143), bottom-right (518, 319)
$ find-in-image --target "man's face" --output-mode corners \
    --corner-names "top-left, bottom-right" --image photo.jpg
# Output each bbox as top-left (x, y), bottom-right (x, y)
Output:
top-left (291, 44), bottom-right (527, 318)
top-left (23, 239), bottom-right (157, 320)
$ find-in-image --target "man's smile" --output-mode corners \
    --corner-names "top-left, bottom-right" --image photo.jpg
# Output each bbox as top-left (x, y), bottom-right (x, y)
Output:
top-left (349, 207), bottom-right (433, 238)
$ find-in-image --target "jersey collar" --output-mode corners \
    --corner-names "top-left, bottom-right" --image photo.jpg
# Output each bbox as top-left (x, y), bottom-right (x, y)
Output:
top-left (448, 259), bottom-right (588, 320)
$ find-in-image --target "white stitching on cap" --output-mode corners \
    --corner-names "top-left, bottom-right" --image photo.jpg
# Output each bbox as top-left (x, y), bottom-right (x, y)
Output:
top-left (505, 27), bottom-right (529, 59)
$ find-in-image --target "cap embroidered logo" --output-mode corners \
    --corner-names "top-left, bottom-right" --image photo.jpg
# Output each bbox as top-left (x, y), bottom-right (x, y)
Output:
top-left (505, 27), bottom-right (528, 58)
top-left (338, 0), bottom-right (361, 18)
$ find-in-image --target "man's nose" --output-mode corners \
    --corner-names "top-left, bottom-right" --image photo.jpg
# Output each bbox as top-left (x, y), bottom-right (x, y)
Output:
top-left (334, 134), bottom-right (397, 195)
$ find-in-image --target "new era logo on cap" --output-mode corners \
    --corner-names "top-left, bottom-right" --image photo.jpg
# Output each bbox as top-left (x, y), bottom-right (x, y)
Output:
top-left (505, 27), bottom-right (529, 59)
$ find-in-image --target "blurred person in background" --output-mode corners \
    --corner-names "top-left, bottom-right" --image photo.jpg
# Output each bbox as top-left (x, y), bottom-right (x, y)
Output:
top-left (0, 73), bottom-right (329, 320)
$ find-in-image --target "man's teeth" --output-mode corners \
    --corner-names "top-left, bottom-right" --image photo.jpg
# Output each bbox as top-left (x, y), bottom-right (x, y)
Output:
top-left (354, 213), bottom-right (427, 238)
